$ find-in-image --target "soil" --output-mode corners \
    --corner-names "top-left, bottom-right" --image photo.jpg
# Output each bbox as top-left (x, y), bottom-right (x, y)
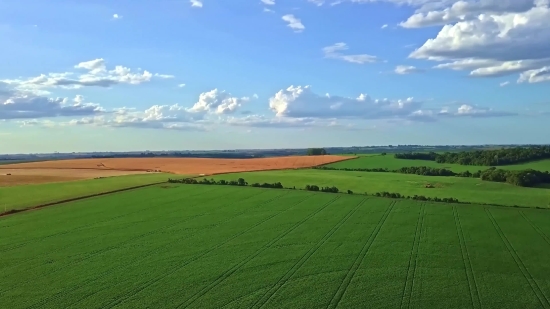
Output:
top-left (0, 155), bottom-right (353, 185)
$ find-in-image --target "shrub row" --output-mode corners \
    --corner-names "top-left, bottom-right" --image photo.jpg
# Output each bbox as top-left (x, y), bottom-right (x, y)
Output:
top-left (314, 165), bottom-right (550, 187)
top-left (394, 146), bottom-right (550, 166)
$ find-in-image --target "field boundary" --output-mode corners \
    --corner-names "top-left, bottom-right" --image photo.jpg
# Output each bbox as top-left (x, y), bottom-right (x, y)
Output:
top-left (0, 181), bottom-right (168, 218)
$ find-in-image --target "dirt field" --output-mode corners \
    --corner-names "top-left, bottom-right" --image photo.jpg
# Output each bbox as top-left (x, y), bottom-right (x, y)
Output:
top-left (0, 155), bottom-right (352, 185)
top-left (0, 169), bottom-right (153, 186)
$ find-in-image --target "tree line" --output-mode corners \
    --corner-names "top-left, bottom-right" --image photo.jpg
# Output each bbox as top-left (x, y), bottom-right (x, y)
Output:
top-left (306, 148), bottom-right (327, 156)
top-left (168, 177), bottom-right (464, 205)
top-left (314, 165), bottom-right (550, 187)
top-left (394, 146), bottom-right (550, 166)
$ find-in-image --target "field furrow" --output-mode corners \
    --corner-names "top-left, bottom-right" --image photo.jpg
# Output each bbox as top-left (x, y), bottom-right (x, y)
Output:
top-left (399, 204), bottom-right (425, 309)
top-left (326, 200), bottom-right (395, 309)
top-left (485, 208), bottom-right (550, 309)
top-left (453, 206), bottom-right (482, 309)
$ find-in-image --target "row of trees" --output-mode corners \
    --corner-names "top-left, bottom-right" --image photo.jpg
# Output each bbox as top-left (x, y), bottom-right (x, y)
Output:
top-left (314, 165), bottom-right (550, 187)
top-left (306, 148), bottom-right (328, 156)
top-left (373, 191), bottom-right (460, 203)
top-left (305, 185), bottom-right (339, 193)
top-left (168, 177), bottom-right (469, 205)
top-left (394, 146), bottom-right (550, 166)
top-left (480, 168), bottom-right (550, 187)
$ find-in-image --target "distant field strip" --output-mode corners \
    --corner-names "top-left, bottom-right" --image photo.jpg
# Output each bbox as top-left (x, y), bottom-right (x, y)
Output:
top-left (3, 185), bottom-right (550, 308)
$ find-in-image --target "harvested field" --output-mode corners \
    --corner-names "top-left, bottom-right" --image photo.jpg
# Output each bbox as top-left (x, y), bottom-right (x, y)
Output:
top-left (0, 155), bottom-right (351, 176)
top-left (0, 169), bottom-right (154, 186)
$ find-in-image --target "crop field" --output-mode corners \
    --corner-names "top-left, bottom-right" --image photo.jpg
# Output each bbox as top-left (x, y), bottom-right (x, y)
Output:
top-left (2, 185), bottom-right (550, 308)
top-left (326, 155), bottom-right (550, 172)
top-left (205, 170), bottom-right (550, 208)
top-left (0, 155), bottom-right (353, 176)
top-left (0, 173), bottom-right (171, 212)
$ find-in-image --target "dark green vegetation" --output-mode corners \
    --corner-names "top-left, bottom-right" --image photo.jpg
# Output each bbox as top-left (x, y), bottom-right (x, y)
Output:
top-left (316, 165), bottom-right (550, 188)
top-left (307, 148), bottom-right (328, 156)
top-left (176, 177), bottom-right (462, 205)
top-left (326, 153), bottom-right (550, 172)
top-left (3, 185), bottom-right (550, 308)
top-left (395, 146), bottom-right (550, 166)
top-left (0, 173), bottom-right (171, 212)
top-left (205, 170), bottom-right (550, 208)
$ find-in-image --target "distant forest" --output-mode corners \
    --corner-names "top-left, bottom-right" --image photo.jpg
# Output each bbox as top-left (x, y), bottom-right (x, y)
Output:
top-left (394, 146), bottom-right (550, 166)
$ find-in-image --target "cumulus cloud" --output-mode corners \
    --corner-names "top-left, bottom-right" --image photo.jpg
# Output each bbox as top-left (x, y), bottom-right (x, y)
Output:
top-left (308, 0), bottom-right (325, 6)
top-left (266, 85), bottom-right (515, 123)
top-left (282, 14), bottom-right (305, 32)
top-left (190, 0), bottom-right (203, 8)
top-left (0, 84), bottom-right (104, 120)
top-left (261, 0), bottom-right (275, 5)
top-left (323, 43), bottom-right (378, 64)
top-left (381, 24), bottom-right (389, 29)
top-left (1, 58), bottom-right (171, 92)
top-left (408, 1), bottom-right (550, 82)
top-left (518, 66), bottom-right (550, 83)
top-left (112, 14), bottom-right (122, 20)
top-left (188, 89), bottom-right (251, 115)
top-left (395, 65), bottom-right (425, 74)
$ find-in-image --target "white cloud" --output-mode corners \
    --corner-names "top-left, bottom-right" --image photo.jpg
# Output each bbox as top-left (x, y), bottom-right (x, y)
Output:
top-left (261, 0), bottom-right (275, 5)
top-left (518, 66), bottom-right (550, 83)
top-left (190, 0), bottom-right (203, 8)
top-left (112, 14), bottom-right (122, 20)
top-left (282, 14), bottom-right (305, 32)
top-left (323, 43), bottom-right (378, 64)
top-left (0, 84), bottom-right (104, 120)
top-left (408, 2), bottom-right (550, 82)
top-left (381, 24), bottom-right (389, 29)
top-left (188, 89), bottom-right (252, 115)
top-left (178, 83), bottom-right (186, 88)
top-left (308, 0), bottom-right (325, 6)
top-left (267, 85), bottom-right (515, 122)
top-left (264, 8), bottom-right (274, 12)
top-left (500, 81), bottom-right (510, 87)
top-left (154, 73), bottom-right (175, 79)
top-left (1, 58), bottom-right (172, 91)
top-left (395, 65), bottom-right (425, 74)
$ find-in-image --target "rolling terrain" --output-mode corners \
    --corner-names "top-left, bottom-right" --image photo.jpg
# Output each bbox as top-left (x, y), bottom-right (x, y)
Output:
top-left (204, 169), bottom-right (550, 208)
top-left (326, 155), bottom-right (550, 172)
top-left (2, 185), bottom-right (550, 308)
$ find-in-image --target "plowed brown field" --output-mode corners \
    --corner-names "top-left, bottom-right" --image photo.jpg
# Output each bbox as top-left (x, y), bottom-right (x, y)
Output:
top-left (0, 155), bottom-right (352, 185)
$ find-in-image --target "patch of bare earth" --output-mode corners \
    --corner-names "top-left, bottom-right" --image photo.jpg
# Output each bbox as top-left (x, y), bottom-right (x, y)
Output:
top-left (0, 169), bottom-right (153, 186)
top-left (0, 155), bottom-right (353, 178)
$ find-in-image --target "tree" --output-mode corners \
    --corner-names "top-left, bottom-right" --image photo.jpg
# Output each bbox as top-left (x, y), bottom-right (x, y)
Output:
top-left (306, 148), bottom-right (327, 156)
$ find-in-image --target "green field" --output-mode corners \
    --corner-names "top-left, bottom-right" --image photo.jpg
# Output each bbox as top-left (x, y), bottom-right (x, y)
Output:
top-left (0, 173), bottom-right (171, 212)
top-left (204, 170), bottom-right (550, 208)
top-left (327, 155), bottom-right (550, 172)
top-left (2, 185), bottom-right (550, 308)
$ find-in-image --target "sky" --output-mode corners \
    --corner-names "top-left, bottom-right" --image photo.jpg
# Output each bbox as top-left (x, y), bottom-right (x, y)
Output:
top-left (1, 0), bottom-right (549, 153)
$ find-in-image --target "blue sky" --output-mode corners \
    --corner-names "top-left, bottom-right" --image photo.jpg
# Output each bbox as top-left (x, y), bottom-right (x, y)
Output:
top-left (1, 0), bottom-right (549, 153)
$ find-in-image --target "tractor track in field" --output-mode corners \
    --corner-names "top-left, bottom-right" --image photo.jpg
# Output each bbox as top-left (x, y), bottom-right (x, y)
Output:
top-left (171, 195), bottom-right (342, 309)
top-left (519, 211), bottom-right (550, 247)
top-left (25, 190), bottom-right (284, 309)
top-left (0, 187), bottom-right (220, 254)
top-left (453, 206), bottom-right (482, 309)
top-left (399, 204), bottom-right (425, 309)
top-left (326, 200), bottom-right (395, 309)
top-left (0, 181), bottom-right (168, 218)
top-left (68, 190), bottom-right (296, 307)
top-left (485, 208), bottom-right (550, 309)
top-left (99, 193), bottom-right (322, 309)
top-left (250, 198), bottom-right (368, 309)
top-left (4, 188), bottom-right (251, 296)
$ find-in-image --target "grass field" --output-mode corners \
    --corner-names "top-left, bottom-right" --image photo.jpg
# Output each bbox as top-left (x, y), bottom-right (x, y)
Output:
top-left (0, 173), bottom-right (171, 212)
top-left (2, 185), bottom-right (550, 308)
top-left (204, 170), bottom-right (550, 208)
top-left (326, 155), bottom-right (550, 172)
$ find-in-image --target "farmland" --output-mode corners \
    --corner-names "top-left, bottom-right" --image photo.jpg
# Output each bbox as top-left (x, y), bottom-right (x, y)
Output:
top-left (0, 173), bottom-right (171, 212)
top-left (2, 185), bottom-right (550, 308)
top-left (204, 169), bottom-right (550, 208)
top-left (327, 155), bottom-right (550, 172)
